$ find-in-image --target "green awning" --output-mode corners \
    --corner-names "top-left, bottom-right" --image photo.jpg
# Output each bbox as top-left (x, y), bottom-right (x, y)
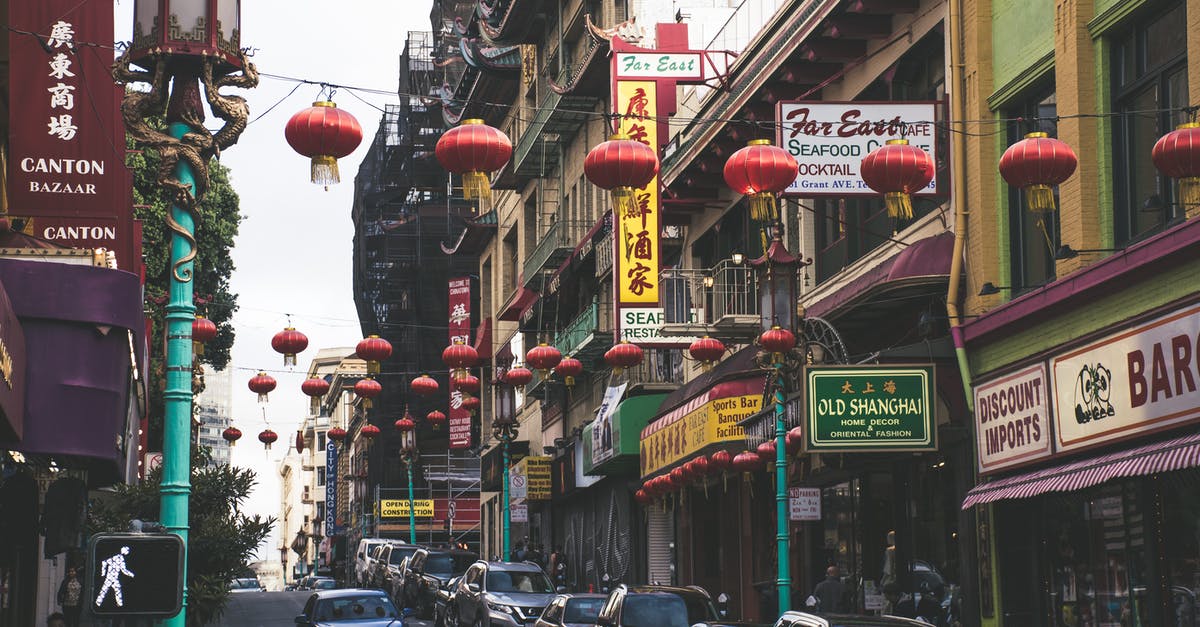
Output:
top-left (583, 393), bottom-right (668, 476)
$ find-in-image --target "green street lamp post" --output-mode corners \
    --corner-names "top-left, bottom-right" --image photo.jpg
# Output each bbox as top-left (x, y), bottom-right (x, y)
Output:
top-left (399, 425), bottom-right (418, 544)
top-left (751, 222), bottom-right (804, 617)
top-left (492, 414), bottom-right (518, 561)
top-left (114, 1), bottom-right (256, 623)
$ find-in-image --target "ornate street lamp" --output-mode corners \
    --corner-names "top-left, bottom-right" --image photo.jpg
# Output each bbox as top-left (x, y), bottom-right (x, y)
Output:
top-left (492, 412), bottom-right (519, 561)
top-left (115, 2), bottom-right (256, 623)
top-left (395, 413), bottom-right (418, 544)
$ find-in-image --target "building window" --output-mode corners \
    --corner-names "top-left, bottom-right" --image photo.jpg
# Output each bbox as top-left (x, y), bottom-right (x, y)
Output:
top-left (317, 432), bottom-right (326, 451)
top-left (1111, 2), bottom-right (1188, 244)
top-left (317, 466), bottom-right (325, 487)
top-left (813, 197), bottom-right (889, 283)
top-left (1006, 86), bottom-right (1059, 291)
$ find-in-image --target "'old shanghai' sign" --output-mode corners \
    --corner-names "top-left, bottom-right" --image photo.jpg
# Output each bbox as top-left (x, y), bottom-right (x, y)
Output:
top-left (804, 365), bottom-right (935, 452)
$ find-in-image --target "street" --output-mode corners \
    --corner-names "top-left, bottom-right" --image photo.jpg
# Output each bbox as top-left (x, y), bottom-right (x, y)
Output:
top-left (214, 590), bottom-right (434, 627)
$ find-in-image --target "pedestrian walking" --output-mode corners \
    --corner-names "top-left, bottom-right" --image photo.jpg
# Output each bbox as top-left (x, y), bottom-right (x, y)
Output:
top-left (812, 566), bottom-right (848, 613)
top-left (56, 567), bottom-right (83, 627)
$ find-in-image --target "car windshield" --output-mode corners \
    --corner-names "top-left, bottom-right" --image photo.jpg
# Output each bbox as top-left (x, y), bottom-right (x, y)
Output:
top-left (682, 594), bottom-right (718, 623)
top-left (485, 569), bottom-right (553, 593)
top-left (426, 553), bottom-right (477, 574)
top-left (390, 547), bottom-right (417, 565)
top-left (622, 594), bottom-right (689, 627)
top-left (313, 595), bottom-right (399, 622)
top-left (313, 579), bottom-right (336, 590)
top-left (564, 598), bottom-right (604, 623)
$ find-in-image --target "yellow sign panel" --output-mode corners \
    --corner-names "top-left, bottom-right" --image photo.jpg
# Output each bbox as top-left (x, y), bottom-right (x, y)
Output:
top-left (640, 394), bottom-right (762, 477)
top-left (614, 80), bottom-right (660, 305)
top-left (519, 455), bottom-right (552, 500)
top-left (380, 499), bottom-right (435, 518)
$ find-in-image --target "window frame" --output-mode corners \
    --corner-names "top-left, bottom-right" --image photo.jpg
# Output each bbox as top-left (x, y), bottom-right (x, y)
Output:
top-left (1004, 82), bottom-right (1060, 292)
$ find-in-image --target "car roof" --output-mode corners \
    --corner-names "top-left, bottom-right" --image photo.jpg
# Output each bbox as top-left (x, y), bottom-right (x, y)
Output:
top-left (309, 588), bottom-right (389, 600)
top-left (558, 593), bottom-right (608, 600)
top-left (779, 611), bottom-right (933, 626)
top-left (480, 560), bottom-right (545, 571)
top-left (624, 584), bottom-right (711, 598)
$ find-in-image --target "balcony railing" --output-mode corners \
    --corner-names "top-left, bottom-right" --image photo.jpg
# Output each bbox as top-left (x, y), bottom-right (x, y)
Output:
top-left (511, 68), bottom-right (597, 178)
top-left (625, 349), bottom-right (683, 393)
top-left (595, 231), bottom-right (613, 277)
top-left (554, 297), bottom-right (613, 360)
top-left (523, 220), bottom-right (588, 287)
top-left (711, 260), bottom-right (759, 323)
top-left (659, 261), bottom-right (760, 341)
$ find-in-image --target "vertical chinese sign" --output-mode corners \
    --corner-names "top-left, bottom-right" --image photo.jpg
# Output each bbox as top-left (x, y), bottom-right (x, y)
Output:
top-left (613, 82), bottom-right (661, 313)
top-left (448, 277), bottom-right (473, 449)
top-left (7, 1), bottom-right (137, 270)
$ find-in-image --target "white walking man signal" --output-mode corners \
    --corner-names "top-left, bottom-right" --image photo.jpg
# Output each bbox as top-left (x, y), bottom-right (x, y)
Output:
top-left (95, 546), bottom-right (136, 607)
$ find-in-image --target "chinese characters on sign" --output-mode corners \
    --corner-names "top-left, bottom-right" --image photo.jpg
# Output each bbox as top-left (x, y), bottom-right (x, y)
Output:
top-left (804, 366), bottom-right (936, 452)
top-left (614, 81), bottom-right (661, 307)
top-left (448, 277), bottom-right (473, 449)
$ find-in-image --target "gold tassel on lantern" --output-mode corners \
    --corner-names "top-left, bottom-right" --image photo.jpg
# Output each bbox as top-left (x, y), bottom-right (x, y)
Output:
top-left (1180, 177), bottom-right (1200, 211)
top-left (885, 191), bottom-right (914, 219)
top-left (611, 186), bottom-right (635, 214)
top-left (1024, 184), bottom-right (1056, 213)
top-left (310, 155), bottom-right (340, 187)
top-left (462, 171), bottom-right (491, 199)
top-left (193, 341), bottom-right (205, 357)
top-left (749, 192), bottom-right (779, 222)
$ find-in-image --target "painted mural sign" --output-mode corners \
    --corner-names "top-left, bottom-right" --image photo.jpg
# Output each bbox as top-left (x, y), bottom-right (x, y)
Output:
top-left (640, 377), bottom-right (763, 477)
top-left (805, 365), bottom-right (936, 452)
top-left (1051, 303), bottom-right (1200, 453)
top-left (974, 363), bottom-right (1053, 473)
top-left (777, 102), bottom-right (940, 197)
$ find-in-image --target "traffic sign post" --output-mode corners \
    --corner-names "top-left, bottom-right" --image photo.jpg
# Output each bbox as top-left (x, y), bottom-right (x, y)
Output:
top-left (87, 533), bottom-right (184, 619)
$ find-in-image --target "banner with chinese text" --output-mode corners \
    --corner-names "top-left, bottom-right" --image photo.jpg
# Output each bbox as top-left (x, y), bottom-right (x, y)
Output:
top-left (448, 277), bottom-right (472, 449)
top-left (613, 81), bottom-right (661, 309)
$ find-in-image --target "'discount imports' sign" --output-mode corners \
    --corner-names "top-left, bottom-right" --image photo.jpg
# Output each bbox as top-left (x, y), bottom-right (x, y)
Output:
top-left (805, 365), bottom-right (935, 452)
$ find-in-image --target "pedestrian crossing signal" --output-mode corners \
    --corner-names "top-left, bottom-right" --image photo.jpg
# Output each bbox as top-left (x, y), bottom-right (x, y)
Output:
top-left (87, 533), bottom-right (184, 618)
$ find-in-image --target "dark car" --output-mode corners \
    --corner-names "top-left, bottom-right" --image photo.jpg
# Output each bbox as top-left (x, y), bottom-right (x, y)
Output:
top-left (401, 548), bottom-right (479, 617)
top-left (375, 543), bottom-right (422, 591)
top-left (294, 588), bottom-right (403, 626)
top-left (433, 575), bottom-right (463, 627)
top-left (449, 560), bottom-right (556, 626)
top-left (595, 584), bottom-right (731, 627)
top-left (532, 593), bottom-right (606, 627)
top-left (773, 611), bottom-right (934, 626)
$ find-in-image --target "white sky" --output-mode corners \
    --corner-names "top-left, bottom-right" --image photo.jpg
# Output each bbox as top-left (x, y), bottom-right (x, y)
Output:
top-left (115, 1), bottom-right (433, 561)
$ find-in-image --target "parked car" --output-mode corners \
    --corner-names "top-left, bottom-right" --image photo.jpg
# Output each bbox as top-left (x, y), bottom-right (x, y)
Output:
top-left (355, 538), bottom-right (394, 588)
top-left (773, 611), bottom-right (934, 626)
top-left (401, 548), bottom-right (479, 617)
top-left (532, 593), bottom-right (606, 627)
top-left (449, 560), bottom-right (556, 626)
top-left (375, 543), bottom-right (422, 591)
top-left (433, 575), bottom-right (463, 627)
top-left (228, 577), bottom-right (264, 593)
top-left (294, 588), bottom-right (403, 626)
top-left (311, 577), bottom-right (338, 591)
top-left (595, 584), bottom-right (750, 627)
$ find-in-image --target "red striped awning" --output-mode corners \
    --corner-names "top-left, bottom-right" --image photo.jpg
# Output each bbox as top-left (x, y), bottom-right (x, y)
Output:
top-left (961, 431), bottom-right (1200, 509)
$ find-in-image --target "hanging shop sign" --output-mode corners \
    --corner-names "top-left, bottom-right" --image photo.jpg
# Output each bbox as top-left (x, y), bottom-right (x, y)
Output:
top-left (974, 363), bottom-right (1052, 473)
top-left (615, 52), bottom-right (705, 80)
top-left (613, 80), bottom-right (661, 309)
top-left (804, 365), bottom-right (936, 452)
top-left (590, 381), bottom-right (629, 467)
top-left (640, 377), bottom-right (763, 478)
top-left (1051, 302), bottom-right (1200, 453)
top-left (518, 455), bottom-right (551, 500)
top-left (777, 102), bottom-right (941, 197)
top-left (448, 277), bottom-right (473, 450)
top-left (324, 441), bottom-right (338, 535)
top-left (619, 306), bottom-right (704, 345)
top-left (789, 487), bottom-right (821, 521)
top-left (380, 499), bottom-right (435, 518)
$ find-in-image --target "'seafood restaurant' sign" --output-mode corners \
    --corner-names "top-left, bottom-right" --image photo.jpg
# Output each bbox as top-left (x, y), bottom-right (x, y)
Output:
top-left (776, 102), bottom-right (940, 196)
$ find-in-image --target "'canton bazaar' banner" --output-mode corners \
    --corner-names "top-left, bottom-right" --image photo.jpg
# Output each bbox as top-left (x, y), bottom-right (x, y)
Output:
top-left (640, 377), bottom-right (763, 478)
top-left (613, 81), bottom-right (661, 311)
top-left (448, 277), bottom-right (472, 450)
top-left (805, 365), bottom-right (936, 452)
top-left (8, 1), bottom-right (135, 268)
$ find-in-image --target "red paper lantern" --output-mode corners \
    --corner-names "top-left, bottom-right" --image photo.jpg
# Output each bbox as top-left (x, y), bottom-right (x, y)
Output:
top-left (660, 473), bottom-right (677, 492)
top-left (192, 315), bottom-right (217, 356)
top-left (285, 101), bottom-right (363, 187)
top-left (786, 426), bottom-right (804, 456)
top-left (504, 366), bottom-right (533, 387)
top-left (222, 426), bottom-right (242, 446)
top-left (999, 132), bottom-right (1078, 213)
top-left (248, 372), bottom-right (277, 403)
top-left (354, 378), bottom-right (382, 409)
top-left (691, 455), bottom-right (712, 477)
top-left (411, 374), bottom-right (439, 397)
top-left (688, 336), bottom-right (725, 371)
top-left (709, 450), bottom-right (733, 472)
top-left (461, 396), bottom-right (481, 413)
top-left (670, 466), bottom-right (688, 487)
top-left (356, 335), bottom-right (392, 374)
top-left (526, 343), bottom-right (563, 374)
top-left (584, 132), bottom-right (660, 214)
top-left (443, 341), bottom-right (479, 379)
top-left (759, 326), bottom-right (797, 355)
top-left (271, 326), bottom-right (308, 367)
top-left (634, 489), bottom-right (653, 506)
top-left (394, 416), bottom-right (415, 432)
top-left (435, 118), bottom-right (513, 200)
top-left (756, 439), bottom-right (777, 463)
top-left (360, 424), bottom-right (381, 441)
top-left (554, 357), bottom-right (584, 387)
top-left (453, 374), bottom-right (481, 396)
top-left (605, 341), bottom-right (643, 373)
top-left (426, 410), bottom-right (447, 425)
top-left (295, 430), bottom-right (305, 453)
top-left (723, 140), bottom-right (799, 221)
top-left (302, 377), bottom-right (330, 414)
top-left (1152, 122), bottom-right (1200, 210)
top-left (732, 450), bottom-right (765, 473)
top-left (327, 427), bottom-right (347, 442)
top-left (860, 139), bottom-right (935, 218)
top-left (258, 429), bottom-right (278, 450)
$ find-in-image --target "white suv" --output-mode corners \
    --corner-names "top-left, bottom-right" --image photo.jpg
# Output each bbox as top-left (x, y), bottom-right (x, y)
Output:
top-left (355, 538), bottom-right (392, 587)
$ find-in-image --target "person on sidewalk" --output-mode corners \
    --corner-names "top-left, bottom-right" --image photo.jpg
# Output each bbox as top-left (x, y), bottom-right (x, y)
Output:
top-left (812, 565), bottom-right (848, 614)
top-left (56, 567), bottom-right (82, 627)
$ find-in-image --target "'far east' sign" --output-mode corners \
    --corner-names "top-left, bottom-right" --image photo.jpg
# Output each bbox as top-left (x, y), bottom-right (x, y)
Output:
top-left (805, 365), bottom-right (936, 452)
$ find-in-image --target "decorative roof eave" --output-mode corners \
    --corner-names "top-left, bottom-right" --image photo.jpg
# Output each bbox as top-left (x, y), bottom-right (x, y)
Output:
top-left (479, 0), bottom-right (543, 46)
top-left (460, 37), bottom-right (523, 75)
top-left (547, 17), bottom-right (610, 96)
top-left (440, 210), bottom-right (499, 256)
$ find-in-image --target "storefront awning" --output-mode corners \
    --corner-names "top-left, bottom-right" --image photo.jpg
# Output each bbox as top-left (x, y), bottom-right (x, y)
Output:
top-left (497, 287), bottom-right (539, 322)
top-left (961, 431), bottom-right (1200, 509)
